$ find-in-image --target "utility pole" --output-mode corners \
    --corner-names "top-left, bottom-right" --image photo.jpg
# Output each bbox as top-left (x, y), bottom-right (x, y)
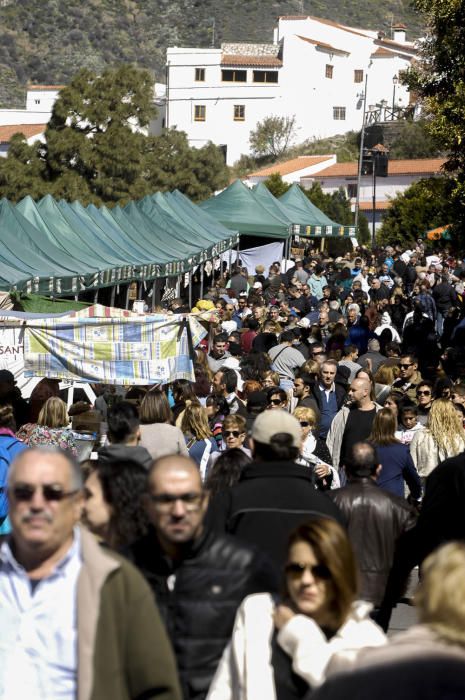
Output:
top-left (354, 74), bottom-right (368, 236)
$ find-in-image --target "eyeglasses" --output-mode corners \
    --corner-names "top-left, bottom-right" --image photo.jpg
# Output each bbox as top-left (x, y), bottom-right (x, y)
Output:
top-left (224, 430), bottom-right (242, 438)
top-left (269, 398), bottom-right (285, 405)
top-left (416, 390), bottom-right (431, 396)
top-left (10, 483), bottom-right (80, 502)
top-left (285, 562), bottom-right (331, 580)
top-left (299, 421), bottom-right (310, 427)
top-left (399, 363), bottom-right (414, 369)
top-left (149, 492), bottom-right (204, 512)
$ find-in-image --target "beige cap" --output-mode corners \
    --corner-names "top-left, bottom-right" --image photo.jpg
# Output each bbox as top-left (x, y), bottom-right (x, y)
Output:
top-left (251, 410), bottom-right (301, 447)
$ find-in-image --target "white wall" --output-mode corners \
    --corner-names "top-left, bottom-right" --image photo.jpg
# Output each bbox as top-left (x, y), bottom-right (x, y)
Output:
top-left (166, 17), bottom-right (415, 166)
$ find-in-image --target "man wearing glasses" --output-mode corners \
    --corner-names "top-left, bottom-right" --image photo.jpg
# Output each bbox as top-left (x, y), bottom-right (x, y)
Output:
top-left (127, 455), bottom-right (277, 700)
top-left (392, 354), bottom-right (423, 403)
top-left (0, 447), bottom-right (181, 700)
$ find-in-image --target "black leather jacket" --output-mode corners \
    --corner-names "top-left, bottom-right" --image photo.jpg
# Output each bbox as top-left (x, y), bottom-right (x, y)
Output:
top-left (329, 478), bottom-right (416, 606)
top-left (125, 526), bottom-right (278, 700)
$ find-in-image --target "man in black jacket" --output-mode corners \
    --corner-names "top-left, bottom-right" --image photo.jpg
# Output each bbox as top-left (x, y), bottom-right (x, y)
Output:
top-left (329, 441), bottom-right (416, 607)
top-left (208, 410), bottom-right (344, 573)
top-left (126, 455), bottom-right (278, 700)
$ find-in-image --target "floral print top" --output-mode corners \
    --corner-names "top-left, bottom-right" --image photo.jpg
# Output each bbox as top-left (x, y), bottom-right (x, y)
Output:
top-left (25, 425), bottom-right (78, 456)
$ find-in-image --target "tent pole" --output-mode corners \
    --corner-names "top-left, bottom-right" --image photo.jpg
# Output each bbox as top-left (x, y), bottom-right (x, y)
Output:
top-left (94, 289), bottom-right (98, 304)
top-left (188, 272), bottom-right (193, 309)
top-left (151, 280), bottom-right (157, 311)
top-left (200, 263), bottom-right (204, 300)
top-left (110, 286), bottom-right (116, 308)
top-left (125, 284), bottom-right (130, 310)
top-left (176, 275), bottom-right (181, 298)
top-left (320, 238), bottom-right (325, 253)
top-left (229, 247), bottom-right (233, 273)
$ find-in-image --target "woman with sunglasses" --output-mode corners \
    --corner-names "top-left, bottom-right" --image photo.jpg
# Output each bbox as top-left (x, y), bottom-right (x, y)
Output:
top-left (207, 518), bottom-right (386, 699)
top-left (267, 387), bottom-right (289, 411)
top-left (293, 407), bottom-right (339, 491)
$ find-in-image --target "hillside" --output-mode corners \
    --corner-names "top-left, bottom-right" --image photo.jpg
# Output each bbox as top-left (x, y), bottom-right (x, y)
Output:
top-left (0, 0), bottom-right (423, 107)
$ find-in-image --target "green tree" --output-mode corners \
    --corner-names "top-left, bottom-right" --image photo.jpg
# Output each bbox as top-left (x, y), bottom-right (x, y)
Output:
top-left (144, 129), bottom-right (228, 202)
top-left (405, 0), bottom-right (465, 229)
top-left (377, 177), bottom-right (453, 246)
top-left (0, 65), bottom-right (228, 204)
top-left (263, 173), bottom-right (290, 198)
top-left (387, 119), bottom-right (445, 159)
top-left (249, 115), bottom-right (297, 159)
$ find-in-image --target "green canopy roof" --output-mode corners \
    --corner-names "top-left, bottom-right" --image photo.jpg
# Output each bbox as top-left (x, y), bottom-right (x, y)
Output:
top-left (199, 179), bottom-right (291, 239)
top-left (279, 184), bottom-right (356, 238)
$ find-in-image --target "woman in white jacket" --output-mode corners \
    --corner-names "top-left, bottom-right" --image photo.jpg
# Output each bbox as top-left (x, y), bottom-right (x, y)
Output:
top-left (207, 518), bottom-right (386, 700)
top-left (410, 398), bottom-right (465, 480)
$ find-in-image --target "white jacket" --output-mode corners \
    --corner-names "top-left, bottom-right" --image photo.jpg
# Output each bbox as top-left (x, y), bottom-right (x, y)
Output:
top-left (409, 429), bottom-right (465, 478)
top-left (206, 593), bottom-right (386, 700)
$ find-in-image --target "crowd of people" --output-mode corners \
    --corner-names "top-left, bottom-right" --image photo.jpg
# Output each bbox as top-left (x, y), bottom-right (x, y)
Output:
top-left (2, 240), bottom-right (465, 698)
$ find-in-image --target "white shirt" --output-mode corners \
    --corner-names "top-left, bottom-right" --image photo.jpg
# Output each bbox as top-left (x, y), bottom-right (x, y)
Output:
top-left (0, 529), bottom-right (82, 699)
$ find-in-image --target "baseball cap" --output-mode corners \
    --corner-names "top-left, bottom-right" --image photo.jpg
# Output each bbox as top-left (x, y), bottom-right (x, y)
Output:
top-left (251, 410), bottom-right (301, 447)
top-left (253, 281), bottom-right (263, 289)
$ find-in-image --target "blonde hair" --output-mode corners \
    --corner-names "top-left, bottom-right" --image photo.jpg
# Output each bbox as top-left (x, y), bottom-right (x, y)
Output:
top-left (38, 397), bottom-right (69, 429)
top-left (374, 364), bottom-right (396, 385)
top-left (293, 406), bottom-right (317, 428)
top-left (416, 542), bottom-right (465, 646)
top-left (181, 402), bottom-right (212, 440)
top-left (427, 398), bottom-right (465, 456)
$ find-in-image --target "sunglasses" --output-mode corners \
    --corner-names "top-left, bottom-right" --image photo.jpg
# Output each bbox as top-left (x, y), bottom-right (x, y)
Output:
top-left (224, 430), bottom-right (242, 438)
top-left (399, 363), bottom-right (414, 369)
top-left (10, 483), bottom-right (79, 502)
top-left (285, 562), bottom-right (331, 580)
top-left (269, 398), bottom-right (284, 405)
top-left (312, 351), bottom-right (325, 356)
top-left (299, 421), bottom-right (310, 427)
top-left (416, 390), bottom-right (431, 396)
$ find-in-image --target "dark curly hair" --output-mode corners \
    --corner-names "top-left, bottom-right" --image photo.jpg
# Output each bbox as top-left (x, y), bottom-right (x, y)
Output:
top-left (87, 459), bottom-right (149, 548)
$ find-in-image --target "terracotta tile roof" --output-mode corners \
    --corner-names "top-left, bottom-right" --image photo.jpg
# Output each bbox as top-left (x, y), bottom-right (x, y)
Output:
top-left (221, 54), bottom-right (282, 67)
top-left (27, 85), bottom-right (65, 91)
top-left (371, 47), bottom-right (396, 57)
top-left (393, 23), bottom-right (407, 29)
top-left (298, 35), bottom-right (349, 55)
top-left (313, 158), bottom-right (446, 178)
top-left (0, 124), bottom-right (47, 144)
top-left (358, 200), bottom-right (392, 211)
top-left (247, 155), bottom-right (335, 178)
top-left (279, 15), bottom-right (370, 38)
top-left (375, 38), bottom-right (417, 54)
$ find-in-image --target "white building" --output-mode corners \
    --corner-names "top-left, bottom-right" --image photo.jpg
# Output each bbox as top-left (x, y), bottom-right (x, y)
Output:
top-left (166, 16), bottom-right (417, 165)
top-left (304, 157), bottom-right (446, 229)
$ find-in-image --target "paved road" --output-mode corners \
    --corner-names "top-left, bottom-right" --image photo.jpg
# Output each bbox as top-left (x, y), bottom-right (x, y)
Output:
top-left (387, 566), bottom-right (419, 636)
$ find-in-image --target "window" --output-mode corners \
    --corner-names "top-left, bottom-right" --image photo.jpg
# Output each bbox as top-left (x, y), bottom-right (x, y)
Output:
top-left (253, 70), bottom-right (278, 83)
top-left (221, 69), bottom-right (247, 82)
top-left (333, 106), bottom-right (346, 120)
top-left (347, 183), bottom-right (358, 198)
top-left (233, 105), bottom-right (245, 121)
top-left (354, 69), bottom-right (364, 83)
top-left (194, 105), bottom-right (206, 122)
top-left (195, 67), bottom-right (205, 82)
top-left (325, 64), bottom-right (334, 79)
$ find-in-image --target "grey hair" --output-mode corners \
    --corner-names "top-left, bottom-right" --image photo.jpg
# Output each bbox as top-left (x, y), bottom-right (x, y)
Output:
top-left (8, 446), bottom-right (84, 490)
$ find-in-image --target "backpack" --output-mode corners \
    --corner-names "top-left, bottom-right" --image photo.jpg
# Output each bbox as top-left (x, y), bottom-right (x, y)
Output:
top-left (0, 437), bottom-right (23, 520)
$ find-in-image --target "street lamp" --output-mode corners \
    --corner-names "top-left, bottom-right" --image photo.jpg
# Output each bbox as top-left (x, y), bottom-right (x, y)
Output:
top-left (392, 75), bottom-right (398, 117)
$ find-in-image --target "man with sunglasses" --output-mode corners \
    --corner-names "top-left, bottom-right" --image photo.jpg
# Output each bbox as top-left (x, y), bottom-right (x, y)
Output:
top-left (392, 354), bottom-right (423, 403)
top-left (1, 447), bottom-right (181, 700)
top-left (126, 455), bottom-right (277, 700)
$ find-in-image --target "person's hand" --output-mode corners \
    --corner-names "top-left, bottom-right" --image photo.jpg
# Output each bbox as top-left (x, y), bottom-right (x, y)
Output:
top-left (273, 604), bottom-right (295, 630)
top-left (314, 463), bottom-right (331, 479)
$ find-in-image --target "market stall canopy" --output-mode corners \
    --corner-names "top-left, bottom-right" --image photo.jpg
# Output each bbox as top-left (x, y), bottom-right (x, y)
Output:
top-left (279, 184), bottom-right (356, 238)
top-left (199, 179), bottom-right (292, 239)
top-left (426, 225), bottom-right (452, 241)
top-left (23, 305), bottom-right (208, 385)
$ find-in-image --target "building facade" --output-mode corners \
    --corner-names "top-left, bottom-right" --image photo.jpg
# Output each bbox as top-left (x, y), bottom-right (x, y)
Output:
top-left (166, 15), bottom-right (417, 165)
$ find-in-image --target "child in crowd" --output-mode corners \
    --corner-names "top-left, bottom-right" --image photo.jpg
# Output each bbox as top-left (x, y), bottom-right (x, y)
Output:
top-left (395, 403), bottom-right (424, 445)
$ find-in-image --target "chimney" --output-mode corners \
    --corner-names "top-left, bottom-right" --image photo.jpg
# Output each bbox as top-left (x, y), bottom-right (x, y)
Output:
top-left (392, 23), bottom-right (407, 43)
top-left (273, 27), bottom-right (279, 45)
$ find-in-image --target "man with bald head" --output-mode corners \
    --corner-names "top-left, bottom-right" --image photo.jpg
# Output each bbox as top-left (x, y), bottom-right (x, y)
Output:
top-left (0, 447), bottom-right (181, 700)
top-left (327, 376), bottom-right (382, 472)
top-left (126, 455), bottom-right (278, 700)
